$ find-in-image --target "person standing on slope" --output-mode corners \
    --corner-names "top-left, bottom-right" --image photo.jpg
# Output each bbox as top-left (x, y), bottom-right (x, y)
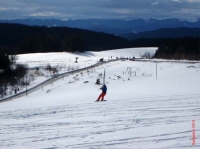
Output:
top-left (96, 84), bottom-right (107, 101)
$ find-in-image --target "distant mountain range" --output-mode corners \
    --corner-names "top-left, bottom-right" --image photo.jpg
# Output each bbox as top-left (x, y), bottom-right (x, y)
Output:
top-left (1, 18), bottom-right (200, 39)
top-left (0, 18), bottom-right (200, 33)
top-left (122, 27), bottom-right (200, 40)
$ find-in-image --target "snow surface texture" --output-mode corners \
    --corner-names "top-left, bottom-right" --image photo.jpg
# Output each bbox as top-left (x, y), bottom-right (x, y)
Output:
top-left (0, 47), bottom-right (200, 149)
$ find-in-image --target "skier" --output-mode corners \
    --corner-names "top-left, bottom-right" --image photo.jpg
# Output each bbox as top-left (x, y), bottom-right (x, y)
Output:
top-left (96, 84), bottom-right (107, 101)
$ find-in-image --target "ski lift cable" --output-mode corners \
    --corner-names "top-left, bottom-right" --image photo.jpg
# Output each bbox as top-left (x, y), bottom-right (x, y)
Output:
top-left (43, 19), bottom-right (68, 49)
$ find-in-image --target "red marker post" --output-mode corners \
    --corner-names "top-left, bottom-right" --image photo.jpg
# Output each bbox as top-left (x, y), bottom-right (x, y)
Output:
top-left (192, 120), bottom-right (196, 146)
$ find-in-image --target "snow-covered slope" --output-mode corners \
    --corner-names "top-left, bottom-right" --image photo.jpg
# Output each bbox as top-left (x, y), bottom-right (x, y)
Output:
top-left (17, 47), bottom-right (157, 68)
top-left (0, 48), bottom-right (200, 149)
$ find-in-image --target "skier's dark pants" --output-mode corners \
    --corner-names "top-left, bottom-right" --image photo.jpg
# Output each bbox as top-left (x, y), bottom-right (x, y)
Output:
top-left (97, 92), bottom-right (106, 101)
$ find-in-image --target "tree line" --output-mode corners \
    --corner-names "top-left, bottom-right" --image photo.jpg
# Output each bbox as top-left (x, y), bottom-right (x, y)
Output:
top-left (130, 38), bottom-right (200, 60)
top-left (1, 23), bottom-right (200, 60)
top-left (0, 23), bottom-right (129, 54)
top-left (0, 51), bottom-right (27, 98)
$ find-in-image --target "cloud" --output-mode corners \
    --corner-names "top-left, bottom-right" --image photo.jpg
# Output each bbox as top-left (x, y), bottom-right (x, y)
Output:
top-left (185, 0), bottom-right (200, 2)
top-left (29, 12), bottom-right (61, 17)
top-left (172, 0), bottom-right (182, 3)
top-left (151, 2), bottom-right (159, 5)
top-left (0, 0), bottom-right (200, 20)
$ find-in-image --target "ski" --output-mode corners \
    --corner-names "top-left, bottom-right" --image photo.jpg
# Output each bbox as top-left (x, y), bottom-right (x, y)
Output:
top-left (95, 100), bottom-right (107, 102)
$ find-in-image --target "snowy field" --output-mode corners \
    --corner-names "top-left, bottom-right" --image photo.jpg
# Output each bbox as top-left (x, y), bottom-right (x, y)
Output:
top-left (17, 47), bottom-right (157, 68)
top-left (0, 47), bottom-right (200, 149)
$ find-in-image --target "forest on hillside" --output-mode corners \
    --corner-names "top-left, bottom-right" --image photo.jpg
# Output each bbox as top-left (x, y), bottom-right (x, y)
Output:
top-left (0, 23), bottom-right (130, 54)
top-left (0, 23), bottom-right (200, 60)
top-left (130, 38), bottom-right (200, 60)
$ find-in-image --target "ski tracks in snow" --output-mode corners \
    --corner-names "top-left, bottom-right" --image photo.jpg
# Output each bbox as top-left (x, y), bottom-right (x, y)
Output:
top-left (0, 94), bottom-right (200, 149)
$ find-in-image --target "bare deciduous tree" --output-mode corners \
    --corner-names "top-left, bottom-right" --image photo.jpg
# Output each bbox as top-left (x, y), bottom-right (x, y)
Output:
top-left (9, 55), bottom-right (18, 69)
top-left (142, 52), bottom-right (151, 59)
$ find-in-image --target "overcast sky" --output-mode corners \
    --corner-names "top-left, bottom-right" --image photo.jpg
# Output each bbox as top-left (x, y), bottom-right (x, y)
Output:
top-left (0, 0), bottom-right (200, 20)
